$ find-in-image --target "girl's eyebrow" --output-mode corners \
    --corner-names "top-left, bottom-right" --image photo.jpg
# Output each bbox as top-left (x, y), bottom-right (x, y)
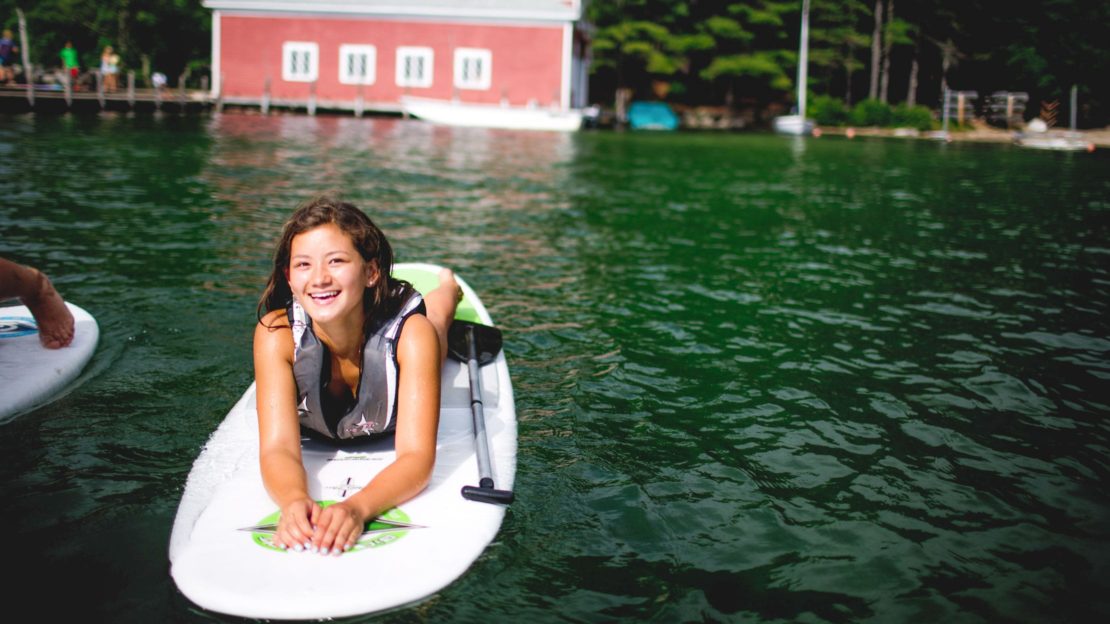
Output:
top-left (291, 249), bottom-right (351, 260)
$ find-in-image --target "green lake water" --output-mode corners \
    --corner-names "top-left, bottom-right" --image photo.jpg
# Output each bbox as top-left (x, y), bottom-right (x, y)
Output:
top-left (1, 113), bottom-right (1108, 622)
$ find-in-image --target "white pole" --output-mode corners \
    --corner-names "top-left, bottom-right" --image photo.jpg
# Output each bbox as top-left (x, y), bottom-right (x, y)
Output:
top-left (560, 22), bottom-right (572, 110)
top-left (797, 0), bottom-right (810, 119)
top-left (210, 10), bottom-right (222, 100)
top-left (16, 8), bottom-right (33, 106)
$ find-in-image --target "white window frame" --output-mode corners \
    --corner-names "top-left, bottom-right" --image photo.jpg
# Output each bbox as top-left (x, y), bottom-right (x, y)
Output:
top-left (339, 44), bottom-right (376, 85)
top-left (282, 41), bottom-right (318, 82)
top-left (454, 48), bottom-right (492, 90)
top-left (395, 46), bottom-right (433, 88)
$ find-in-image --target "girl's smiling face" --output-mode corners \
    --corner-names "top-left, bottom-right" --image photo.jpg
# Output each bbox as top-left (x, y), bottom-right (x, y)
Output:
top-left (286, 223), bottom-right (375, 325)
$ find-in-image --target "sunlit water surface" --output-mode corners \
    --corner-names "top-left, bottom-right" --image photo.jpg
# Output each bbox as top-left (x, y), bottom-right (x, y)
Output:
top-left (1, 113), bottom-right (1108, 622)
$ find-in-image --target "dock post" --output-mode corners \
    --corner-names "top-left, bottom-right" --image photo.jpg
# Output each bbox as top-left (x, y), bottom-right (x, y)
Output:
top-left (216, 74), bottom-right (224, 113)
top-left (127, 71), bottom-right (135, 110)
top-left (63, 71), bottom-right (72, 109)
top-left (308, 80), bottom-right (317, 116)
top-left (941, 88), bottom-right (950, 134)
top-left (178, 73), bottom-right (187, 108)
top-left (96, 71), bottom-right (105, 109)
top-left (1070, 84), bottom-right (1078, 133)
top-left (24, 64), bottom-right (35, 108)
top-left (355, 83), bottom-right (364, 117)
top-left (262, 77), bottom-right (271, 115)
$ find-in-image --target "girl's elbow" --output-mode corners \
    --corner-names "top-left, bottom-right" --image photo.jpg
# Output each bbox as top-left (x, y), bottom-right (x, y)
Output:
top-left (408, 452), bottom-right (437, 490)
top-left (412, 472), bottom-right (432, 493)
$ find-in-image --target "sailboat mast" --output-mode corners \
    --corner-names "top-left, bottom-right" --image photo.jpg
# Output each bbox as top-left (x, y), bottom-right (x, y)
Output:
top-left (797, 0), bottom-right (810, 119)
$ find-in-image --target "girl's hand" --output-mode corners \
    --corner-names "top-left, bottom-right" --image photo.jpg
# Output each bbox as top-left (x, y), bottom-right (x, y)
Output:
top-left (312, 501), bottom-right (366, 556)
top-left (275, 498), bottom-right (320, 552)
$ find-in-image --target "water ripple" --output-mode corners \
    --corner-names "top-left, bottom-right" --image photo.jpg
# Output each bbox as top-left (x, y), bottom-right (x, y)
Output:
top-left (3, 116), bottom-right (1109, 622)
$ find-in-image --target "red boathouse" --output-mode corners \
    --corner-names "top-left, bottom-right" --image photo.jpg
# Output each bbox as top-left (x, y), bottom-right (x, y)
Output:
top-left (201, 0), bottom-right (590, 114)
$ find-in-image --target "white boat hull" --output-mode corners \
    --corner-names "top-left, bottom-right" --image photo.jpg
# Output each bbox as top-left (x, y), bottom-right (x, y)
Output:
top-left (1016, 134), bottom-right (1093, 152)
top-left (401, 96), bottom-right (583, 132)
top-left (774, 115), bottom-right (815, 136)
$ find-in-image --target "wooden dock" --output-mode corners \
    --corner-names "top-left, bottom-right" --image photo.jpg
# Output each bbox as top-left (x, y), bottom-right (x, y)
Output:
top-left (0, 82), bottom-right (213, 114)
top-left (0, 74), bottom-right (406, 118)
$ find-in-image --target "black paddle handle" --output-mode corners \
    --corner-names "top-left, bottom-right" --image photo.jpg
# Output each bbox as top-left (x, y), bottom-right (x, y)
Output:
top-left (462, 483), bottom-right (515, 505)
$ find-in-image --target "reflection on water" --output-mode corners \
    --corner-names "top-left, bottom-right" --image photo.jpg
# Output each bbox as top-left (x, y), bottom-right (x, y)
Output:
top-left (1, 114), bottom-right (1108, 622)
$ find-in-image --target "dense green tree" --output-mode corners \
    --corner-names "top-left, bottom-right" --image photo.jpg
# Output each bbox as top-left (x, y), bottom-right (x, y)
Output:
top-left (809, 0), bottom-right (869, 104)
top-left (696, 1), bottom-right (797, 107)
top-left (588, 0), bottom-right (676, 103)
top-left (990, 0), bottom-right (1110, 126)
top-left (0, 0), bottom-right (210, 86)
top-left (0, 0), bottom-right (1105, 124)
top-left (877, 1), bottom-right (914, 103)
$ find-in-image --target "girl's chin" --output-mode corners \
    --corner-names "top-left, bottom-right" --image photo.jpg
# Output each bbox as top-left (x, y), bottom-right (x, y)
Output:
top-left (303, 298), bottom-right (358, 320)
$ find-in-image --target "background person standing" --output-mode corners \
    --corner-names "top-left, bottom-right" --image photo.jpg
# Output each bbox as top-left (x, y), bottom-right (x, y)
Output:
top-left (100, 45), bottom-right (119, 91)
top-left (0, 29), bottom-right (18, 84)
top-left (59, 40), bottom-right (79, 85)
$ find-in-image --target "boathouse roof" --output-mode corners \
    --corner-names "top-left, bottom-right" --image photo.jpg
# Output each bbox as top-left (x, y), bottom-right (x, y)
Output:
top-left (201, 0), bottom-right (583, 21)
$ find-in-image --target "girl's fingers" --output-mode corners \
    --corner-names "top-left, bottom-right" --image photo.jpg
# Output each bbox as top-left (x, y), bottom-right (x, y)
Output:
top-left (303, 501), bottom-right (320, 532)
top-left (318, 507), bottom-right (346, 552)
top-left (314, 505), bottom-right (360, 555)
top-left (278, 499), bottom-right (319, 552)
top-left (277, 502), bottom-right (363, 556)
top-left (309, 501), bottom-right (321, 526)
top-left (342, 526), bottom-right (361, 554)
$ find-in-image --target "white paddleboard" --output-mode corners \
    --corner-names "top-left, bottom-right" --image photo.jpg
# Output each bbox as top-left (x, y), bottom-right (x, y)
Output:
top-left (169, 263), bottom-right (517, 620)
top-left (0, 302), bottom-right (99, 422)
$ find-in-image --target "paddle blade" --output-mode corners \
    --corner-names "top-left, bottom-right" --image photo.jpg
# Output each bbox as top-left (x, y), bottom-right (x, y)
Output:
top-left (447, 320), bottom-right (502, 365)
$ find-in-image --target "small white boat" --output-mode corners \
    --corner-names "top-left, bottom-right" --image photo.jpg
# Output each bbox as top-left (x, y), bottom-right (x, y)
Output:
top-left (773, 0), bottom-right (815, 136)
top-left (1015, 132), bottom-right (1094, 152)
top-left (400, 96), bottom-right (584, 132)
top-left (774, 114), bottom-right (815, 136)
top-left (1016, 86), bottom-right (1095, 152)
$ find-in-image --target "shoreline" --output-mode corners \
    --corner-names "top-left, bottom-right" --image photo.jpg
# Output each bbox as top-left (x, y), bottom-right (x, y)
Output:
top-left (815, 124), bottom-right (1110, 149)
top-left (2, 86), bottom-right (1107, 149)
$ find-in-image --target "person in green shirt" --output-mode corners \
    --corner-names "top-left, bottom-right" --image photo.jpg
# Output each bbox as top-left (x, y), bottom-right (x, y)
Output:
top-left (59, 40), bottom-right (79, 83)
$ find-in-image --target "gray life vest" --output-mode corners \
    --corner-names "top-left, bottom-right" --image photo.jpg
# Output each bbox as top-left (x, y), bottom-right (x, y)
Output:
top-left (288, 290), bottom-right (425, 440)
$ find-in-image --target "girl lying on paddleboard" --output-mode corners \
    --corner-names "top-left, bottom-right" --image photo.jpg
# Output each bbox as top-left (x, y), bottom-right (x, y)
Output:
top-left (254, 195), bottom-right (459, 556)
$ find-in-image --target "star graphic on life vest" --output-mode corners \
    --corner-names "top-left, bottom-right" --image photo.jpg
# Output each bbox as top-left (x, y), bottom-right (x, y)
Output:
top-left (297, 396), bottom-right (309, 416)
top-left (350, 412), bottom-right (377, 435)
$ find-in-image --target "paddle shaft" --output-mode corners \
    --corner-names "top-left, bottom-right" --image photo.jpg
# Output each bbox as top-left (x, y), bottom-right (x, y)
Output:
top-left (460, 324), bottom-right (514, 504)
top-left (466, 334), bottom-right (494, 484)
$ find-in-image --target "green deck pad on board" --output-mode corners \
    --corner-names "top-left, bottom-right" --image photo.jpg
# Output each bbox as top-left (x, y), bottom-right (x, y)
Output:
top-left (392, 266), bottom-right (482, 324)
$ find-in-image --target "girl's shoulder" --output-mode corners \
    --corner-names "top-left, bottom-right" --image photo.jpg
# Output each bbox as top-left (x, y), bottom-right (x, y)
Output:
top-left (258, 308), bottom-right (290, 328)
top-left (396, 312), bottom-right (436, 359)
top-left (254, 309), bottom-right (294, 356)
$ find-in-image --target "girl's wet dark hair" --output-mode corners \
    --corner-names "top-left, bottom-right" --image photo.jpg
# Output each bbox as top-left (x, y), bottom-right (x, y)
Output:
top-left (257, 195), bottom-right (413, 331)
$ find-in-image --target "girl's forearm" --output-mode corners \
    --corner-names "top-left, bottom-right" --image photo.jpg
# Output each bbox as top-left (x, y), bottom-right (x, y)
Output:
top-left (261, 450), bottom-right (312, 506)
top-left (345, 453), bottom-right (434, 520)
